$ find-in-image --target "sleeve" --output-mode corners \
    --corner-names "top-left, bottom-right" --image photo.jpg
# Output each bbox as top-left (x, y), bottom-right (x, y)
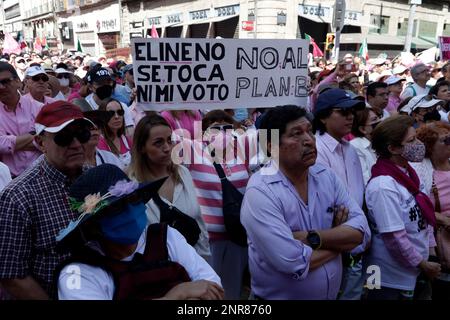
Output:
top-left (365, 178), bottom-right (406, 233)
top-left (58, 263), bottom-right (114, 300)
top-left (240, 185), bottom-right (313, 280)
top-left (0, 134), bottom-right (17, 155)
top-left (428, 225), bottom-right (436, 247)
top-left (381, 230), bottom-right (423, 269)
top-left (0, 189), bottom-right (33, 279)
top-left (166, 227), bottom-right (221, 286)
top-left (122, 103), bottom-right (134, 128)
top-left (331, 171), bottom-right (371, 254)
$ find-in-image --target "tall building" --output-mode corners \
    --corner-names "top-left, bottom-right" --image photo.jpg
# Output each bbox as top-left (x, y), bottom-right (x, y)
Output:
top-left (0, 0), bottom-right (24, 41)
top-left (21, 0), bottom-right (58, 50)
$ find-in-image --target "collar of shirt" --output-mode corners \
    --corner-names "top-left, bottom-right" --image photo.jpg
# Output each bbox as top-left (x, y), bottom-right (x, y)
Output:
top-left (263, 160), bottom-right (327, 186)
top-left (40, 157), bottom-right (71, 186)
top-left (317, 132), bottom-right (346, 153)
top-left (0, 93), bottom-right (22, 112)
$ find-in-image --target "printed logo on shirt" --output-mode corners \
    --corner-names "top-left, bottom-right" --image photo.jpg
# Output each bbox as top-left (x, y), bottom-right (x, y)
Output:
top-left (408, 204), bottom-right (427, 232)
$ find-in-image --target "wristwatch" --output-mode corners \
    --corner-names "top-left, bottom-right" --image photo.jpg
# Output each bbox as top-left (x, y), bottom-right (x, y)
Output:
top-left (307, 230), bottom-right (322, 250)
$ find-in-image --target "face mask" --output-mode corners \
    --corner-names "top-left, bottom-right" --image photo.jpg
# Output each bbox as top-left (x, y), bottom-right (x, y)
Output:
top-left (17, 63), bottom-right (26, 70)
top-left (99, 202), bottom-right (147, 245)
top-left (95, 85), bottom-right (113, 100)
top-left (59, 78), bottom-right (70, 87)
top-left (401, 142), bottom-right (426, 162)
top-left (423, 109), bottom-right (441, 122)
top-left (233, 108), bottom-right (248, 123)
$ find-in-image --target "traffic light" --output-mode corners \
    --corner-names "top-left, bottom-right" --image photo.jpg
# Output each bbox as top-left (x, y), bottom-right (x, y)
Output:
top-left (325, 33), bottom-right (335, 52)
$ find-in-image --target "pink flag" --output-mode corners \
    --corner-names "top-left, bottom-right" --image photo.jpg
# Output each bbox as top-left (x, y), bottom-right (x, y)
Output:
top-left (150, 24), bottom-right (159, 38)
top-left (311, 40), bottom-right (324, 58)
top-left (2, 32), bottom-right (21, 55)
top-left (33, 37), bottom-right (43, 53)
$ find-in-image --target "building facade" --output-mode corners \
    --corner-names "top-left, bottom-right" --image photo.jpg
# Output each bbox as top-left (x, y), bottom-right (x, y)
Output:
top-left (2, 0), bottom-right (448, 58)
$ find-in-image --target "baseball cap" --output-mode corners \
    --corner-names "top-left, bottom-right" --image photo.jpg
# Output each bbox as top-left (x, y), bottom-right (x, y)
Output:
top-left (35, 101), bottom-right (95, 135)
top-left (86, 67), bottom-right (112, 84)
top-left (25, 66), bottom-right (47, 78)
top-left (385, 75), bottom-right (406, 86)
top-left (315, 88), bottom-right (366, 115)
top-left (405, 94), bottom-right (443, 114)
top-left (54, 68), bottom-right (73, 74)
top-left (122, 64), bottom-right (133, 74)
top-left (393, 65), bottom-right (407, 75)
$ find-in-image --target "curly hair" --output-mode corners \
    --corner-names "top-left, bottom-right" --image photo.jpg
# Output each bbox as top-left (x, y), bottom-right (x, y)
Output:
top-left (416, 122), bottom-right (450, 158)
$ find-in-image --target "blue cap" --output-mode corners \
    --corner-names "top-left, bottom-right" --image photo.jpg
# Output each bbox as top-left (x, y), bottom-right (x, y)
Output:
top-left (315, 88), bottom-right (366, 115)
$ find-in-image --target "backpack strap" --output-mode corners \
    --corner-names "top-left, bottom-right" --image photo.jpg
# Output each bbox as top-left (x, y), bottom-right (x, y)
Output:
top-left (143, 223), bottom-right (169, 262)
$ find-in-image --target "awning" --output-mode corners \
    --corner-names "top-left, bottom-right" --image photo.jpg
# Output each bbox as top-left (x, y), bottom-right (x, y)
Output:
top-left (340, 33), bottom-right (437, 50)
top-left (170, 14), bottom-right (239, 27)
top-left (298, 14), bottom-right (331, 25)
top-left (23, 12), bottom-right (54, 22)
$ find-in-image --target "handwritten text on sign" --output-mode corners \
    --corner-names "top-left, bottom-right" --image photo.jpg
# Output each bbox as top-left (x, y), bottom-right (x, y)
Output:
top-left (131, 38), bottom-right (309, 111)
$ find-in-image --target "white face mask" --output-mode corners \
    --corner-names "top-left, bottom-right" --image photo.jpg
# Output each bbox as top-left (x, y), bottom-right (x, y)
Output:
top-left (59, 78), bottom-right (70, 87)
top-left (17, 63), bottom-right (26, 70)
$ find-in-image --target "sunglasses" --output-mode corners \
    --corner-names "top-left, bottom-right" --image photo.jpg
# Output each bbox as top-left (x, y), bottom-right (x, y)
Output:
top-left (31, 74), bottom-right (49, 82)
top-left (0, 77), bottom-right (15, 86)
top-left (107, 109), bottom-right (125, 117)
top-left (17, 59), bottom-right (25, 64)
top-left (57, 74), bottom-right (71, 79)
top-left (208, 124), bottom-right (233, 131)
top-left (54, 127), bottom-right (91, 147)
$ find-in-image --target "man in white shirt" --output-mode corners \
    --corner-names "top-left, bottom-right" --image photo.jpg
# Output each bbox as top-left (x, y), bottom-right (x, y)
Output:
top-left (400, 63), bottom-right (431, 100)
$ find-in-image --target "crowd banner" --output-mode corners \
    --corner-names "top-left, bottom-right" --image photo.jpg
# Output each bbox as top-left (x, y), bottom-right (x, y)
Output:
top-left (439, 36), bottom-right (450, 61)
top-left (131, 38), bottom-right (309, 111)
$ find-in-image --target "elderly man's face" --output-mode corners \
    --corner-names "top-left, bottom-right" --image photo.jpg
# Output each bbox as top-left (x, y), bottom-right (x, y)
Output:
top-left (415, 67), bottom-right (431, 83)
top-left (26, 73), bottom-right (49, 96)
top-left (278, 117), bottom-right (317, 170)
top-left (37, 121), bottom-right (91, 174)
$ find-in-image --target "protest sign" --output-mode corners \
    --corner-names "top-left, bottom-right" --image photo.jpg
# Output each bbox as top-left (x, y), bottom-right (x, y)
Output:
top-left (131, 38), bottom-right (309, 111)
top-left (439, 36), bottom-right (450, 61)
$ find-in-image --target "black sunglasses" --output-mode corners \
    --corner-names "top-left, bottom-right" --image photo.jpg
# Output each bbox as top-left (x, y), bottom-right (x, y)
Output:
top-left (107, 109), bottom-right (125, 117)
top-left (0, 77), bottom-right (15, 86)
top-left (57, 74), bottom-right (71, 79)
top-left (54, 127), bottom-right (91, 147)
top-left (32, 74), bottom-right (49, 82)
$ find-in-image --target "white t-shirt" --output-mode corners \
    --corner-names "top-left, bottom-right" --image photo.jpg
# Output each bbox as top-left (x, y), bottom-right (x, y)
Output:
top-left (145, 165), bottom-right (211, 257)
top-left (95, 149), bottom-right (124, 170)
top-left (85, 93), bottom-right (134, 128)
top-left (400, 83), bottom-right (430, 100)
top-left (58, 226), bottom-right (221, 300)
top-left (0, 162), bottom-right (11, 192)
top-left (365, 175), bottom-right (431, 291)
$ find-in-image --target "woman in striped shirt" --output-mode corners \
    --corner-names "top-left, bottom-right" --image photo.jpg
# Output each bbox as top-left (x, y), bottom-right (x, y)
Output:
top-left (185, 110), bottom-right (251, 300)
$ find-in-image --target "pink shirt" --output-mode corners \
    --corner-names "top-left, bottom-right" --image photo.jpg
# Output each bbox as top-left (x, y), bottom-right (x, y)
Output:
top-left (315, 132), bottom-right (365, 208)
top-left (386, 95), bottom-right (401, 113)
top-left (0, 95), bottom-right (43, 177)
top-left (97, 135), bottom-right (132, 155)
top-left (23, 93), bottom-right (57, 105)
top-left (432, 170), bottom-right (450, 216)
top-left (161, 111), bottom-right (202, 139)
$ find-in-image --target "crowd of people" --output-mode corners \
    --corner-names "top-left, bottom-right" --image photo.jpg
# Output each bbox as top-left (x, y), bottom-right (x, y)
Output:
top-left (0, 48), bottom-right (449, 300)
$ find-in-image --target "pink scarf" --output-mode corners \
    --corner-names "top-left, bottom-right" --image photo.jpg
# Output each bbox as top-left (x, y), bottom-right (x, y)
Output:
top-left (371, 158), bottom-right (436, 227)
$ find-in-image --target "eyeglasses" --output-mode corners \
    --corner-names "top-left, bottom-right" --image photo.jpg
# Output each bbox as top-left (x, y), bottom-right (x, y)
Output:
top-left (107, 109), bottom-right (125, 117)
top-left (53, 127), bottom-right (91, 147)
top-left (0, 77), bottom-right (15, 86)
top-left (208, 124), bottom-right (234, 131)
top-left (17, 59), bottom-right (25, 64)
top-left (57, 74), bottom-right (71, 79)
top-left (332, 108), bottom-right (354, 117)
top-left (31, 74), bottom-right (49, 82)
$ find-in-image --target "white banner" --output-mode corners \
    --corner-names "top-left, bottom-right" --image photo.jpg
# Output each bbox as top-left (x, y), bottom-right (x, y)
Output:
top-left (132, 38), bottom-right (309, 111)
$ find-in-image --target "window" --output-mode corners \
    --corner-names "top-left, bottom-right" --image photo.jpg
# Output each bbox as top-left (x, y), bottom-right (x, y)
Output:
top-left (369, 14), bottom-right (390, 34)
top-left (397, 19), bottom-right (417, 37)
top-left (419, 20), bottom-right (437, 38)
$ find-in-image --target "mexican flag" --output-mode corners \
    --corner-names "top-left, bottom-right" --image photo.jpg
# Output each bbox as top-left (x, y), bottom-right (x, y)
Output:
top-left (305, 34), bottom-right (324, 58)
top-left (359, 38), bottom-right (369, 61)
